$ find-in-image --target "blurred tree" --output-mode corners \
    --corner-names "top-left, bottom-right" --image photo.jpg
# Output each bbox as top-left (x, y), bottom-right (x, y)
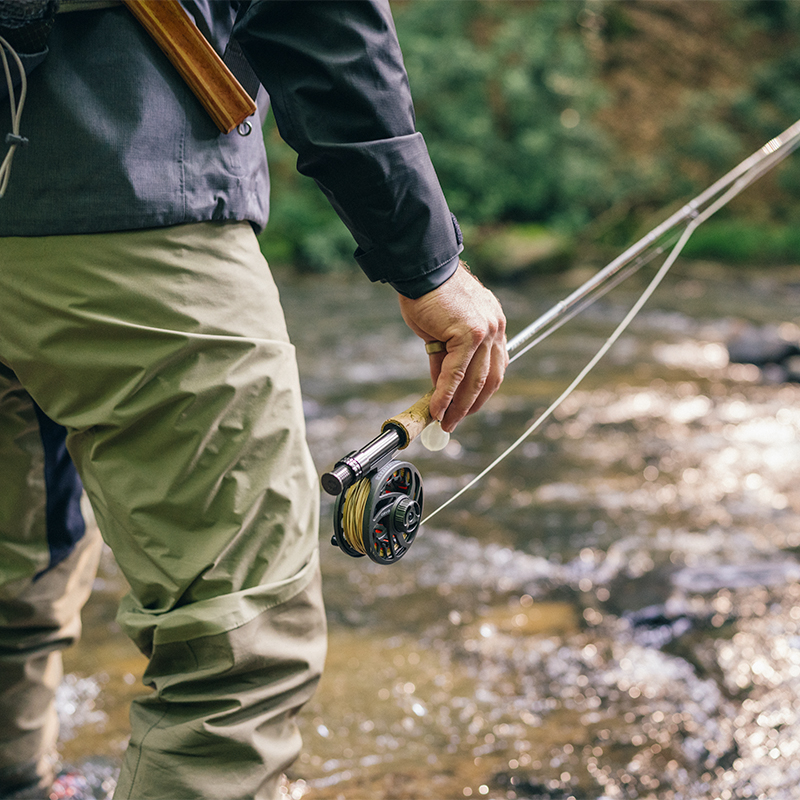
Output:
top-left (260, 109), bottom-right (357, 273)
top-left (260, 0), bottom-right (618, 272)
top-left (259, 0), bottom-right (800, 273)
top-left (393, 0), bottom-right (617, 231)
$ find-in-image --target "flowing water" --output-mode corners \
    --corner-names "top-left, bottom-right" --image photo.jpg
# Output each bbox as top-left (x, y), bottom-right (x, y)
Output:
top-left (59, 259), bottom-right (800, 800)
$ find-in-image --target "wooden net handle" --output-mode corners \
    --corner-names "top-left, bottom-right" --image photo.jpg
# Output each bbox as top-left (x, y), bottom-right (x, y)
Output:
top-left (123, 0), bottom-right (256, 133)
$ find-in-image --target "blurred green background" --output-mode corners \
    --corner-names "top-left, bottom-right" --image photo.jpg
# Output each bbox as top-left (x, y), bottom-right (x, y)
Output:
top-left (258, 0), bottom-right (800, 279)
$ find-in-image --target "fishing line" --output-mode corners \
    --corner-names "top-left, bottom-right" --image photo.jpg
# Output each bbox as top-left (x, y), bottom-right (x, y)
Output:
top-left (324, 119), bottom-right (800, 563)
top-left (339, 478), bottom-right (372, 556)
top-left (508, 232), bottom-right (681, 366)
top-left (423, 131), bottom-right (800, 525)
top-left (422, 227), bottom-right (691, 525)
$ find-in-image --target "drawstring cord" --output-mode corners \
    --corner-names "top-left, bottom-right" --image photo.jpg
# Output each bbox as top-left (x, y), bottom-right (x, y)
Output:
top-left (0, 34), bottom-right (28, 198)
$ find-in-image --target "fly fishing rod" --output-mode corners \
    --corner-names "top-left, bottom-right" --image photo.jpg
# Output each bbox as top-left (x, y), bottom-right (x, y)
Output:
top-left (321, 119), bottom-right (800, 565)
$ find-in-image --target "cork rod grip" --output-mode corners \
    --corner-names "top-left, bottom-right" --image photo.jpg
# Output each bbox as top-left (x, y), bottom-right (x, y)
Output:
top-left (382, 388), bottom-right (435, 449)
top-left (122, 0), bottom-right (256, 133)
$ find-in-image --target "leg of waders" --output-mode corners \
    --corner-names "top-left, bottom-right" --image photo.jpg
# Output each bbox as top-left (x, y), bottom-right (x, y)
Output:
top-left (0, 368), bottom-right (102, 795)
top-left (0, 223), bottom-right (327, 800)
top-left (123, 561), bottom-right (325, 800)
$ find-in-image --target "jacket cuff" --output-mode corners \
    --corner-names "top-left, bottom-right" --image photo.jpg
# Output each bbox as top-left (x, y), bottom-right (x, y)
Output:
top-left (355, 211), bottom-right (464, 299)
top-left (388, 252), bottom-right (461, 299)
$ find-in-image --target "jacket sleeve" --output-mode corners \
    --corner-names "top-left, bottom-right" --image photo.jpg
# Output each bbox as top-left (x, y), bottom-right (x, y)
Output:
top-left (232, 0), bottom-right (461, 298)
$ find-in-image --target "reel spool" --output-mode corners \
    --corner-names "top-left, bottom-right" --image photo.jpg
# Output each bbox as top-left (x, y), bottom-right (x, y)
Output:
top-left (332, 460), bottom-right (423, 564)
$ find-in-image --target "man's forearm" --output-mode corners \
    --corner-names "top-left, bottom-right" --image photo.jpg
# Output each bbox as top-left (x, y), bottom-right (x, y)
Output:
top-left (233, 0), bottom-right (462, 295)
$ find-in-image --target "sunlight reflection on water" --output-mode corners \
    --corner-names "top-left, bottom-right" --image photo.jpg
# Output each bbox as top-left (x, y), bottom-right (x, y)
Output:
top-left (57, 265), bottom-right (800, 800)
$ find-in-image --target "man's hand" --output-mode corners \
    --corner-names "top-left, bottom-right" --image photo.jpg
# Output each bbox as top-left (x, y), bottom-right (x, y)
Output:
top-left (398, 260), bottom-right (508, 432)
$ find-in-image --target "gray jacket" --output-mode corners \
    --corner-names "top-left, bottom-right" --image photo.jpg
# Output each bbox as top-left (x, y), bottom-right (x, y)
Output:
top-left (0, 0), bottom-right (461, 298)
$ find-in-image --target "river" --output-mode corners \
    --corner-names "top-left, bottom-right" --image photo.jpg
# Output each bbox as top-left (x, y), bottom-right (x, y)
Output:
top-left (59, 257), bottom-right (800, 800)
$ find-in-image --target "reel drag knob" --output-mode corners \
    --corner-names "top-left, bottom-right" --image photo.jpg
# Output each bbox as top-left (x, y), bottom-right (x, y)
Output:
top-left (331, 460), bottom-right (423, 565)
top-left (392, 495), bottom-right (420, 536)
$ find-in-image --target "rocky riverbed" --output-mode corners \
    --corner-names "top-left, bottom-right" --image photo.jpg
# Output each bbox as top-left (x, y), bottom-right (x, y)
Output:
top-left (58, 261), bottom-right (800, 800)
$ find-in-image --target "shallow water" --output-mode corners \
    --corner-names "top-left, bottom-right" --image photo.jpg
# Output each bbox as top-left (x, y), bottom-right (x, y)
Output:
top-left (60, 260), bottom-right (800, 800)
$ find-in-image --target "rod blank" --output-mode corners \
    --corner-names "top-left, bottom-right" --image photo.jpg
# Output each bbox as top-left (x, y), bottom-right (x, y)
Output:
top-left (321, 119), bottom-right (800, 499)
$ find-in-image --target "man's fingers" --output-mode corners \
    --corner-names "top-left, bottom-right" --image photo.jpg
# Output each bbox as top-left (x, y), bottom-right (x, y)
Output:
top-left (431, 340), bottom-right (488, 430)
top-left (429, 346), bottom-right (473, 425)
top-left (426, 336), bottom-right (480, 423)
top-left (467, 337), bottom-right (508, 415)
top-left (402, 260), bottom-right (508, 428)
top-left (436, 332), bottom-right (508, 430)
top-left (426, 347), bottom-right (446, 412)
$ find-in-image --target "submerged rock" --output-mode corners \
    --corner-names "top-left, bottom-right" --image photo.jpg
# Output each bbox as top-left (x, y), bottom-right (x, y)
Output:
top-left (727, 323), bottom-right (800, 382)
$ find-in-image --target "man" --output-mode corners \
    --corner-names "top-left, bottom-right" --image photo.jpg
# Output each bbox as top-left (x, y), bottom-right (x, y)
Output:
top-left (0, 2), bottom-right (507, 798)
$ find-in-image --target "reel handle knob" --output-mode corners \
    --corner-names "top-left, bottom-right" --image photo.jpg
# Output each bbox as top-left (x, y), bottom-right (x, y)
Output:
top-left (392, 495), bottom-right (421, 534)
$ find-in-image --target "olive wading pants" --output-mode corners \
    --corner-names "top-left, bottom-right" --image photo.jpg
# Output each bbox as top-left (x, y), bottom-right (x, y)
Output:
top-left (0, 221), bottom-right (327, 800)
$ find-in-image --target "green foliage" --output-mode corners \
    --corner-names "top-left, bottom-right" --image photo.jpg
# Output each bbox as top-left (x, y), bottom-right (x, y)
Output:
top-left (394, 0), bottom-right (617, 230)
top-left (742, 41), bottom-right (800, 144)
top-left (667, 99), bottom-right (745, 174)
top-left (258, 0), bottom-right (800, 273)
top-left (655, 0), bottom-right (800, 214)
top-left (259, 113), bottom-right (355, 273)
top-left (682, 219), bottom-right (800, 264)
top-left (260, 1), bottom-right (619, 272)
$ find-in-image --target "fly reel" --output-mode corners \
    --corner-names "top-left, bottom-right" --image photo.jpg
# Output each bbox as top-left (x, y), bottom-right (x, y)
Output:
top-left (331, 460), bottom-right (423, 564)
